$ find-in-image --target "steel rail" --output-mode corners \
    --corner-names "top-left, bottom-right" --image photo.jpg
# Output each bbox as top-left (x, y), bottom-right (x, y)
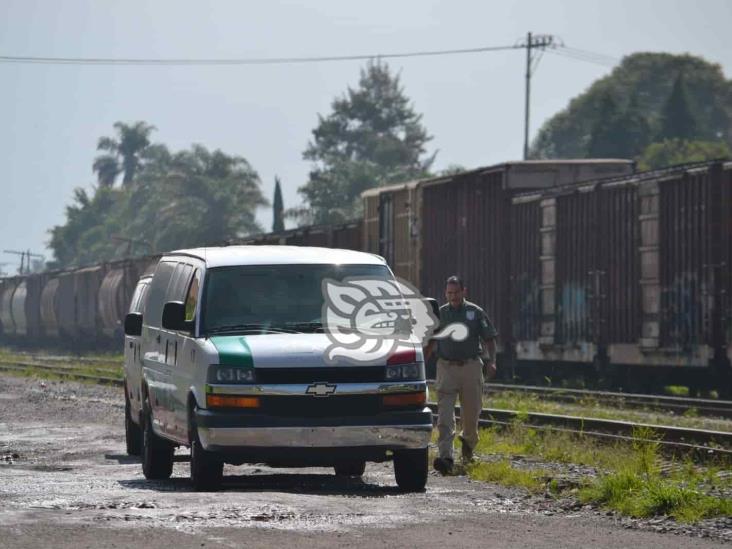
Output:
top-left (427, 404), bottom-right (732, 459)
top-left (428, 380), bottom-right (732, 419)
top-left (486, 382), bottom-right (732, 419)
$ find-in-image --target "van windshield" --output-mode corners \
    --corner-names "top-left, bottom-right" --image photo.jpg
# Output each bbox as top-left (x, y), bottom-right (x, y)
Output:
top-left (201, 263), bottom-right (396, 335)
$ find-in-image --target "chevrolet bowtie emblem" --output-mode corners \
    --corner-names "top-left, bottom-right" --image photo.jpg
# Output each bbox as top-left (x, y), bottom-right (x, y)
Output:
top-left (306, 383), bottom-right (337, 397)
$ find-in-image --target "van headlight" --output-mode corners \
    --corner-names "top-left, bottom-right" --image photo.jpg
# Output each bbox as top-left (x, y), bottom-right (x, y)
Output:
top-left (385, 363), bottom-right (423, 381)
top-left (214, 367), bottom-right (255, 383)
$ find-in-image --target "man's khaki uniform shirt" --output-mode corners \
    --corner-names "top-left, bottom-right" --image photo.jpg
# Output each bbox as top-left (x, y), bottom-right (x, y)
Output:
top-left (436, 300), bottom-right (498, 361)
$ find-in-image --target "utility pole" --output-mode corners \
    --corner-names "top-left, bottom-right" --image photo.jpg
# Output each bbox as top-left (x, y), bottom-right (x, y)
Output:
top-left (3, 249), bottom-right (45, 274)
top-left (519, 32), bottom-right (557, 160)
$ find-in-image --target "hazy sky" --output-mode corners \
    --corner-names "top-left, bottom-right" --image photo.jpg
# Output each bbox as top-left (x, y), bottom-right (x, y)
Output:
top-left (1, 0), bottom-right (731, 272)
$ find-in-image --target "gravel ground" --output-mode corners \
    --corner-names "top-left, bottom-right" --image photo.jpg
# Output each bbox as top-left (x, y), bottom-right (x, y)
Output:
top-left (0, 374), bottom-right (730, 548)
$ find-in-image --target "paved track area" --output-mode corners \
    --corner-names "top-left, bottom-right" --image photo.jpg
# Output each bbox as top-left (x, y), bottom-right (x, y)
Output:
top-left (0, 375), bottom-right (729, 548)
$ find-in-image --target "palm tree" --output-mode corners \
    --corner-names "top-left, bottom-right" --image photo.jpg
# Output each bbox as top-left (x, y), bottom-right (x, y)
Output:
top-left (95, 121), bottom-right (156, 186)
top-left (92, 155), bottom-right (120, 187)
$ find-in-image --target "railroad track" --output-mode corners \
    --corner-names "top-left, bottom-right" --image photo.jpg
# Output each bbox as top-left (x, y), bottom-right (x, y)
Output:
top-left (486, 382), bottom-right (732, 419)
top-left (0, 359), bottom-right (123, 386)
top-left (427, 380), bottom-right (732, 419)
top-left (426, 404), bottom-right (732, 460)
top-left (1, 359), bottom-right (730, 459)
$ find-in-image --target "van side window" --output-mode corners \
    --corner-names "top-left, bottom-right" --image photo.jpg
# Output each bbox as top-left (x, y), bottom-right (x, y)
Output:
top-left (145, 262), bottom-right (176, 328)
top-left (136, 283), bottom-right (151, 315)
top-left (128, 284), bottom-right (144, 315)
top-left (168, 263), bottom-right (194, 302)
top-left (184, 271), bottom-right (201, 322)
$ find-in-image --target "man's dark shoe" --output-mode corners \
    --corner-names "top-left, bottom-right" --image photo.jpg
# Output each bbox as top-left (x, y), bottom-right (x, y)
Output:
top-left (432, 457), bottom-right (454, 475)
top-left (459, 435), bottom-right (474, 463)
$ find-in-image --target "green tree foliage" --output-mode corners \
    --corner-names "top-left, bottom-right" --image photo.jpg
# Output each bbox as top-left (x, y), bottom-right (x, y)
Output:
top-left (272, 176), bottom-right (285, 232)
top-left (531, 53), bottom-right (731, 159)
top-left (587, 92), bottom-right (651, 158)
top-left (659, 74), bottom-right (699, 141)
top-left (637, 139), bottom-right (731, 171)
top-left (49, 124), bottom-right (267, 268)
top-left (95, 121), bottom-right (157, 186)
top-left (298, 61), bottom-right (434, 224)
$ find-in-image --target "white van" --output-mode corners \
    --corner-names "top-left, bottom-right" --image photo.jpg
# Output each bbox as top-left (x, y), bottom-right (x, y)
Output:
top-left (123, 246), bottom-right (432, 491)
top-left (123, 274), bottom-right (153, 456)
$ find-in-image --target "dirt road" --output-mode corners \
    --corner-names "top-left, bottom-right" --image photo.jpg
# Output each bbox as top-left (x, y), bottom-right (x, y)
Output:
top-left (0, 375), bottom-right (728, 548)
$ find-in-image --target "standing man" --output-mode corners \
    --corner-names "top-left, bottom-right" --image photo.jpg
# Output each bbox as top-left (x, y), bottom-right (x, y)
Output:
top-left (426, 276), bottom-right (498, 474)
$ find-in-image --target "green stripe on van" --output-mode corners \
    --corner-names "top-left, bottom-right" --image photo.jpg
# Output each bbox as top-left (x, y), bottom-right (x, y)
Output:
top-left (210, 336), bottom-right (254, 368)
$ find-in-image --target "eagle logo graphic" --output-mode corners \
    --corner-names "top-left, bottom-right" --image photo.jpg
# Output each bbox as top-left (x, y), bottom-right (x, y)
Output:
top-left (321, 277), bottom-right (468, 365)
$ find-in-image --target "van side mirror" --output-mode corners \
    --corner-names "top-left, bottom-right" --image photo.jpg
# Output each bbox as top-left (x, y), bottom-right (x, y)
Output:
top-left (124, 313), bottom-right (143, 336)
top-left (162, 301), bottom-right (189, 331)
top-left (426, 298), bottom-right (440, 320)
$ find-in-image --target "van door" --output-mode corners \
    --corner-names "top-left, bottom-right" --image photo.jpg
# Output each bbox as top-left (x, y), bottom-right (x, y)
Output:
top-left (141, 261), bottom-right (176, 436)
top-left (158, 262), bottom-right (194, 442)
top-left (171, 267), bottom-right (202, 437)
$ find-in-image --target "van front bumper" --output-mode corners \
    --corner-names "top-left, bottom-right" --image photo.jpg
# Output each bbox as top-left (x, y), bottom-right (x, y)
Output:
top-left (195, 408), bottom-right (433, 452)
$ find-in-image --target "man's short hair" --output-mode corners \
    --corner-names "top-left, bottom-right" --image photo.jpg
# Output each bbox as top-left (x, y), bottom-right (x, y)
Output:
top-left (446, 275), bottom-right (464, 289)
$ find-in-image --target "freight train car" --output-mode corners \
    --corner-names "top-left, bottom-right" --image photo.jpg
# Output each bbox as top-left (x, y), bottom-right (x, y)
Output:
top-left (238, 221), bottom-right (362, 251)
top-left (1, 255), bottom-right (160, 349)
top-left (510, 161), bottom-right (732, 395)
top-left (362, 160), bottom-right (635, 359)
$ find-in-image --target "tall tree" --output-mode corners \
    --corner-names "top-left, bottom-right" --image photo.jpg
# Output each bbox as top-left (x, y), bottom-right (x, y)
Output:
top-left (587, 91), bottom-right (622, 157)
top-left (531, 53), bottom-right (731, 159)
top-left (298, 60), bottom-right (434, 224)
top-left (95, 121), bottom-right (156, 185)
top-left (587, 91), bottom-right (651, 158)
top-left (659, 73), bottom-right (700, 141)
top-left (92, 154), bottom-right (120, 187)
top-left (50, 134), bottom-right (267, 268)
top-left (272, 176), bottom-right (285, 232)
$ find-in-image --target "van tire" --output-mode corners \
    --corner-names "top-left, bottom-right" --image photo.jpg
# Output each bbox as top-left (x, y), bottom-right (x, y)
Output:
top-left (142, 410), bottom-right (174, 480)
top-left (393, 448), bottom-right (428, 492)
top-left (189, 412), bottom-right (223, 491)
top-left (124, 396), bottom-right (142, 456)
top-left (334, 461), bottom-right (366, 477)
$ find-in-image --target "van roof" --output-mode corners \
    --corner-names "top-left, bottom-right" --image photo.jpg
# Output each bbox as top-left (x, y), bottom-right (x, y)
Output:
top-left (163, 245), bottom-right (386, 268)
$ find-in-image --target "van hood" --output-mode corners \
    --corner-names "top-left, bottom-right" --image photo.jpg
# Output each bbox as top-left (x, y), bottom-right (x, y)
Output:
top-left (209, 333), bottom-right (417, 368)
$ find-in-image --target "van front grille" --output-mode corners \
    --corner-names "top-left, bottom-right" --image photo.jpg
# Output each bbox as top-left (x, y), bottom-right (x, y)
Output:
top-left (259, 395), bottom-right (382, 417)
top-left (254, 366), bottom-right (385, 384)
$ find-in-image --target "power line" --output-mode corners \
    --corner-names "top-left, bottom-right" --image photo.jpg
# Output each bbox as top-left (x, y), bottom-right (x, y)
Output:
top-left (0, 44), bottom-right (523, 66)
top-left (549, 46), bottom-right (618, 67)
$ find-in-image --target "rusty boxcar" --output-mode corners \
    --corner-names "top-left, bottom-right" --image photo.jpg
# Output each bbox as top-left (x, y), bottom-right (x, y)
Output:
top-left (510, 161), bottom-right (732, 393)
top-left (363, 160), bottom-right (635, 357)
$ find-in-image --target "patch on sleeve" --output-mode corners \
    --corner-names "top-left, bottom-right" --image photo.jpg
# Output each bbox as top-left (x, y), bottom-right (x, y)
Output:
top-left (466, 310), bottom-right (475, 320)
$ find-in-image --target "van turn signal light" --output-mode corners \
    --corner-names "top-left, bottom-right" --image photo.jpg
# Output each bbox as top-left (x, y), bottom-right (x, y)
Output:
top-left (206, 394), bottom-right (260, 409)
top-left (382, 392), bottom-right (426, 407)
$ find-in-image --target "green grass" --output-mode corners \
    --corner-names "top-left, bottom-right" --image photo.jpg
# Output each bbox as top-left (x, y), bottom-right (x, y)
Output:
top-left (0, 346), bottom-right (123, 384)
top-left (460, 422), bottom-right (732, 523)
top-left (466, 459), bottom-right (546, 492)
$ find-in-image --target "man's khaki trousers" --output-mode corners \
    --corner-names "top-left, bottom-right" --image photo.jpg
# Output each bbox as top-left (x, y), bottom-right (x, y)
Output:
top-left (435, 357), bottom-right (484, 460)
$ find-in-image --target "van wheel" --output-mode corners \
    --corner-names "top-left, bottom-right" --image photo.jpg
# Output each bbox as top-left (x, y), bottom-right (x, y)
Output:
top-left (124, 397), bottom-right (142, 456)
top-left (334, 461), bottom-right (366, 477)
top-left (393, 448), bottom-right (428, 492)
top-left (142, 410), bottom-right (174, 480)
top-left (189, 412), bottom-right (223, 491)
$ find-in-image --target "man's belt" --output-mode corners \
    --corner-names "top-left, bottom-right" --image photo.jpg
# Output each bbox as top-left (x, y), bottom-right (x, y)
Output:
top-left (439, 357), bottom-right (480, 366)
